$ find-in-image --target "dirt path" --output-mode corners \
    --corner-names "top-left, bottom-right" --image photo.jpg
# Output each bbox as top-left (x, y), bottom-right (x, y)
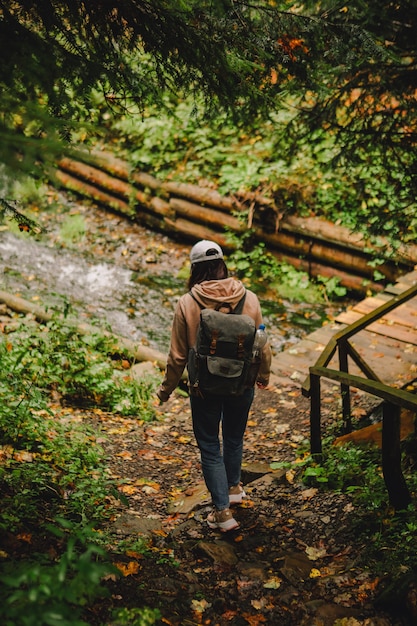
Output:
top-left (81, 382), bottom-right (400, 626)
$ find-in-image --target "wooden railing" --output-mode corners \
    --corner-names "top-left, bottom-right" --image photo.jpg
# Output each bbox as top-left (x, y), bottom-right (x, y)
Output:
top-left (302, 283), bottom-right (417, 510)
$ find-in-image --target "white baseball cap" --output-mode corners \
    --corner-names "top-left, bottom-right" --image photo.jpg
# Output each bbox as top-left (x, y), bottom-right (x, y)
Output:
top-left (190, 240), bottom-right (224, 264)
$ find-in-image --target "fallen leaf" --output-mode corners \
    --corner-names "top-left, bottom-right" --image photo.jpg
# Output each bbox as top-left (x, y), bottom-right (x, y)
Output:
top-left (286, 469), bottom-right (296, 484)
top-left (251, 598), bottom-right (270, 610)
top-left (222, 610), bottom-right (238, 620)
top-left (241, 613), bottom-right (267, 625)
top-left (116, 450), bottom-right (133, 460)
top-left (113, 560), bottom-right (141, 576)
top-left (301, 487), bottom-right (318, 500)
top-left (263, 576), bottom-right (282, 589)
top-left (306, 545), bottom-right (328, 560)
top-left (191, 598), bottom-right (211, 612)
top-left (118, 484), bottom-right (139, 495)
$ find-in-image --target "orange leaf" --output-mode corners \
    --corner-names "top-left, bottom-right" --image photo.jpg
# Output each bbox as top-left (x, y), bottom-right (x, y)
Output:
top-left (222, 610), bottom-right (238, 620)
top-left (118, 484), bottom-right (139, 495)
top-left (241, 613), bottom-right (267, 625)
top-left (116, 450), bottom-right (133, 459)
top-left (113, 561), bottom-right (141, 576)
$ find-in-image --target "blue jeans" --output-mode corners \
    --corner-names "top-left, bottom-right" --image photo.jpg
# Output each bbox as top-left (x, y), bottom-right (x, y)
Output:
top-left (190, 388), bottom-right (254, 511)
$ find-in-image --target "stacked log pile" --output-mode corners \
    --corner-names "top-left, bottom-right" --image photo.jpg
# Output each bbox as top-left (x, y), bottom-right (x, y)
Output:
top-left (54, 151), bottom-right (417, 294)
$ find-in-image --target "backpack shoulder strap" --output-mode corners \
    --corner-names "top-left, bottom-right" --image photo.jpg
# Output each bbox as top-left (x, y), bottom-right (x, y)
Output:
top-left (233, 291), bottom-right (247, 315)
top-left (188, 291), bottom-right (203, 309)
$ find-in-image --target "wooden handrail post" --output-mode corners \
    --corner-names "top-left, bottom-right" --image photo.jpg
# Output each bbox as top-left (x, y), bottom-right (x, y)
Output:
top-left (338, 339), bottom-right (351, 433)
top-left (382, 402), bottom-right (411, 511)
top-left (310, 372), bottom-right (322, 456)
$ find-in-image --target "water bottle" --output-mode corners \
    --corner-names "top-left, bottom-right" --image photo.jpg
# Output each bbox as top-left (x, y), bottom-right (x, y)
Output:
top-left (252, 324), bottom-right (267, 360)
top-left (246, 324), bottom-right (267, 388)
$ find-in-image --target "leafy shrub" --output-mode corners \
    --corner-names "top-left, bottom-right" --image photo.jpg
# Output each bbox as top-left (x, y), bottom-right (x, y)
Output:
top-left (226, 230), bottom-right (346, 302)
top-left (0, 313), bottom-right (159, 530)
top-left (97, 92), bottom-right (417, 245)
top-left (1, 316), bottom-right (159, 417)
top-left (0, 521), bottom-right (117, 626)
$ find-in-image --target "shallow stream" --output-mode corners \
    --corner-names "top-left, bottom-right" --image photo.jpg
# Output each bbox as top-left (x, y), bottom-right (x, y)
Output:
top-left (0, 221), bottom-right (347, 358)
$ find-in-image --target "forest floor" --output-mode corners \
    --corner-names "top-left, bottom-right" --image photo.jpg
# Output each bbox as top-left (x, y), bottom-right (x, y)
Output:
top-left (1, 195), bottom-right (412, 625)
top-left (81, 381), bottom-right (405, 626)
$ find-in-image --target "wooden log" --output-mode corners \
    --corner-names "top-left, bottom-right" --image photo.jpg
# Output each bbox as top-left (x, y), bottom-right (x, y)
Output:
top-left (164, 217), bottom-right (231, 249)
top-left (59, 157), bottom-right (130, 197)
top-left (56, 167), bottom-right (172, 221)
top-left (169, 197), bottom-right (243, 231)
top-left (150, 196), bottom-right (172, 218)
top-left (0, 290), bottom-right (168, 370)
top-left (55, 169), bottom-right (133, 216)
top-left (79, 151), bottom-right (268, 211)
top-left (71, 151), bottom-right (417, 266)
top-left (163, 181), bottom-right (239, 213)
top-left (53, 154), bottom-right (417, 294)
top-left (256, 229), bottom-right (402, 282)
top-left (75, 150), bottom-right (163, 193)
top-left (282, 214), bottom-right (417, 265)
top-left (58, 158), bottom-right (172, 217)
top-left (269, 249), bottom-right (384, 293)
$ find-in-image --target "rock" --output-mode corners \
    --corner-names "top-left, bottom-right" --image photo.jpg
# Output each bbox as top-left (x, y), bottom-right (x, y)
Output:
top-left (308, 602), bottom-right (362, 625)
top-left (167, 481), bottom-right (210, 514)
top-left (279, 551), bottom-right (316, 584)
top-left (198, 540), bottom-right (238, 566)
top-left (236, 561), bottom-right (268, 581)
top-left (113, 512), bottom-right (162, 536)
top-left (129, 361), bottom-right (160, 381)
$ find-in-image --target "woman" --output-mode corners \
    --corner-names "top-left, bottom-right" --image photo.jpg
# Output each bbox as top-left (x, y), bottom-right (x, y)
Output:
top-left (157, 240), bottom-right (271, 532)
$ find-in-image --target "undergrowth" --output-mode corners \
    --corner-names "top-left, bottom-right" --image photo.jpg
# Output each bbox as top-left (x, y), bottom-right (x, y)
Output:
top-left (96, 94), bottom-right (417, 246)
top-left (0, 311), bottom-right (160, 626)
top-left (226, 229), bottom-right (347, 302)
top-left (272, 436), bottom-right (417, 578)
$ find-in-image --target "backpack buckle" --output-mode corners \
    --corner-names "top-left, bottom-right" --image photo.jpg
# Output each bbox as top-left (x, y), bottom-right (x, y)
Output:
top-left (209, 329), bottom-right (219, 354)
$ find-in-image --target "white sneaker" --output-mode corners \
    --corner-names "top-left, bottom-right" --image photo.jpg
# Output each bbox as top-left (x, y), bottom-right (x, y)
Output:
top-left (229, 484), bottom-right (247, 504)
top-left (207, 508), bottom-right (239, 532)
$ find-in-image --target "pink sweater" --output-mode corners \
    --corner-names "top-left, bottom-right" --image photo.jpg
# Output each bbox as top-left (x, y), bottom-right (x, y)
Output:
top-left (157, 277), bottom-right (272, 402)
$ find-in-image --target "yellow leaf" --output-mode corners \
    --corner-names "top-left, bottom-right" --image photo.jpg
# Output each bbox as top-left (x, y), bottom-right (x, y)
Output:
top-left (118, 484), bottom-right (139, 495)
top-left (286, 469), bottom-right (296, 484)
top-left (142, 483), bottom-right (160, 494)
top-left (263, 576), bottom-right (282, 589)
top-left (306, 545), bottom-right (328, 560)
top-left (191, 598), bottom-right (211, 613)
top-left (176, 436), bottom-right (191, 444)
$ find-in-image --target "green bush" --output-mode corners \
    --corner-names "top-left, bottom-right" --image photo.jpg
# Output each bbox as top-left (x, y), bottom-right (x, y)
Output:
top-left (0, 521), bottom-right (117, 626)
